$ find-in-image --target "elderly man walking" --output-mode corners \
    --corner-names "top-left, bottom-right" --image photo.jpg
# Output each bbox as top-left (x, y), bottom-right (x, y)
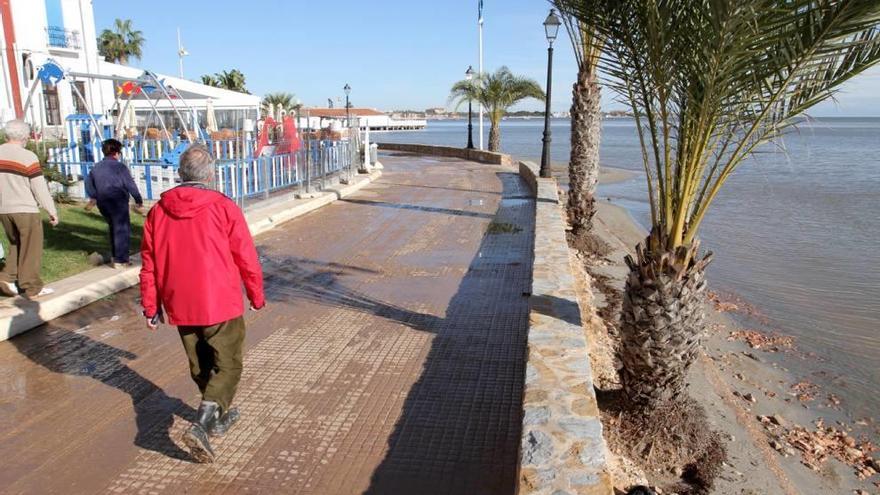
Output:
top-left (0, 120), bottom-right (59, 298)
top-left (85, 138), bottom-right (145, 268)
top-left (140, 144), bottom-right (265, 463)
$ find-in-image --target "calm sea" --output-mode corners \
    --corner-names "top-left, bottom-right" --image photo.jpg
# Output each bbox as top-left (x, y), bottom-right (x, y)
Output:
top-left (378, 118), bottom-right (880, 421)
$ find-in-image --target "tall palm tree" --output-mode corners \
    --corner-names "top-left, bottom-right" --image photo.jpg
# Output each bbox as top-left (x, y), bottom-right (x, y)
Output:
top-left (556, 4), bottom-right (604, 235)
top-left (449, 67), bottom-right (545, 151)
top-left (261, 92), bottom-right (299, 118)
top-left (561, 0), bottom-right (880, 409)
top-left (98, 19), bottom-right (144, 65)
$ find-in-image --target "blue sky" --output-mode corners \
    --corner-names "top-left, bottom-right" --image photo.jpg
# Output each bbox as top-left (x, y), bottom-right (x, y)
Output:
top-left (93, 0), bottom-right (880, 116)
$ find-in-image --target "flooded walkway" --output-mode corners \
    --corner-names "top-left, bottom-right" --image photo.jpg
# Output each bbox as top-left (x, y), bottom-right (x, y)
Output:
top-left (0, 154), bottom-right (535, 494)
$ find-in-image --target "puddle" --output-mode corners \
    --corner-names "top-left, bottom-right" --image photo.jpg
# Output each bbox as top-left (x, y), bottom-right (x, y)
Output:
top-left (500, 198), bottom-right (532, 207)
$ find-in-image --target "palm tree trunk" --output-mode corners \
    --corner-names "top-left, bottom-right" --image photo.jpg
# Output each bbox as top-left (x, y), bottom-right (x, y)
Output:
top-left (488, 123), bottom-right (501, 152)
top-left (567, 65), bottom-right (601, 235)
top-left (619, 232), bottom-right (713, 409)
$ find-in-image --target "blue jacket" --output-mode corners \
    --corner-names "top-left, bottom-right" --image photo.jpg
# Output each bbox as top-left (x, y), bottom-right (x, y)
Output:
top-left (85, 157), bottom-right (143, 205)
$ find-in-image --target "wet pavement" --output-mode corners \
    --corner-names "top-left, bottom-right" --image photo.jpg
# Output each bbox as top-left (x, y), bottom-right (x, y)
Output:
top-left (0, 153), bottom-right (535, 494)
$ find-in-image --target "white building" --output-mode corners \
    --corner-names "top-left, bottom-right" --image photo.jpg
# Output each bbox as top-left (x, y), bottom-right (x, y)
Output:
top-left (1, 0), bottom-right (109, 133)
top-left (304, 108), bottom-right (426, 131)
top-left (0, 0), bottom-right (259, 138)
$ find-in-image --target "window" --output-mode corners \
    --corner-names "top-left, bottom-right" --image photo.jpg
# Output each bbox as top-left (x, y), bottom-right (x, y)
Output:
top-left (72, 81), bottom-right (88, 113)
top-left (43, 83), bottom-right (62, 125)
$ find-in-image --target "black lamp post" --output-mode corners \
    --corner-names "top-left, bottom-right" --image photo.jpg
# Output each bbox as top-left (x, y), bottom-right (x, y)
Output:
top-left (540, 8), bottom-right (561, 178)
top-left (344, 83), bottom-right (351, 128)
top-left (465, 65), bottom-right (475, 149)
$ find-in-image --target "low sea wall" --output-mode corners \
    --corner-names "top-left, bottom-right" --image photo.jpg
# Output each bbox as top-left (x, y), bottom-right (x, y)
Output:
top-left (376, 142), bottom-right (514, 166)
top-left (517, 160), bottom-right (612, 494)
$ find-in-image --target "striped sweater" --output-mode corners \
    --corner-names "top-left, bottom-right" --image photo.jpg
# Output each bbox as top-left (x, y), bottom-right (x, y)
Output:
top-left (0, 143), bottom-right (57, 217)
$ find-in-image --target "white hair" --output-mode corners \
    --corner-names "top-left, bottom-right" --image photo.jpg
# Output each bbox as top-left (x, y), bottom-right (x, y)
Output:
top-left (178, 144), bottom-right (216, 183)
top-left (3, 119), bottom-right (30, 141)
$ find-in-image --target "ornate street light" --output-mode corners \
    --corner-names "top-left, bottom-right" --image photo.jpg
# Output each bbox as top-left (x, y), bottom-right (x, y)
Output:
top-left (465, 65), bottom-right (475, 149)
top-left (344, 83), bottom-right (351, 128)
top-left (540, 8), bottom-right (561, 178)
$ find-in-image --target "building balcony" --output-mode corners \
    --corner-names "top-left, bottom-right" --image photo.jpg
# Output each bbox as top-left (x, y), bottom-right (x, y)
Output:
top-left (46, 26), bottom-right (81, 50)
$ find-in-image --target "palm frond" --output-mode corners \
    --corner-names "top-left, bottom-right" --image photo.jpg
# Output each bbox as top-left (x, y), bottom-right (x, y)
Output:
top-left (562, 0), bottom-right (880, 253)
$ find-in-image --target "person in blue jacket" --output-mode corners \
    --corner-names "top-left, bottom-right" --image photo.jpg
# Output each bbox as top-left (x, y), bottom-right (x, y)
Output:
top-left (85, 139), bottom-right (145, 268)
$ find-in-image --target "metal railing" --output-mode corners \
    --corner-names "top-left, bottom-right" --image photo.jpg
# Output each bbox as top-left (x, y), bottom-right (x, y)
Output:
top-left (47, 26), bottom-right (81, 50)
top-left (47, 131), bottom-right (359, 206)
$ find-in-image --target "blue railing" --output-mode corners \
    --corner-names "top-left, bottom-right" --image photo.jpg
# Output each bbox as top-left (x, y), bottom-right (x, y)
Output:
top-left (47, 138), bottom-right (355, 203)
top-left (47, 26), bottom-right (81, 49)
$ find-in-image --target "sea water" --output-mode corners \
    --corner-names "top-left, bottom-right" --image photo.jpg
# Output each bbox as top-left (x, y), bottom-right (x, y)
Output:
top-left (378, 118), bottom-right (880, 421)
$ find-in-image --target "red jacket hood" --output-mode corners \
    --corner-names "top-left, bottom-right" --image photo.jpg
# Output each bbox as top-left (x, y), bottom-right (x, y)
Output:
top-left (158, 186), bottom-right (226, 219)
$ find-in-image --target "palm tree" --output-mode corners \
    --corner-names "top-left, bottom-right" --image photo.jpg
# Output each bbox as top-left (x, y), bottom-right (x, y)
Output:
top-left (555, 4), bottom-right (604, 235)
top-left (98, 19), bottom-right (144, 65)
top-left (215, 69), bottom-right (249, 94)
top-left (200, 75), bottom-right (221, 87)
top-left (449, 67), bottom-right (545, 152)
top-left (261, 92), bottom-right (299, 118)
top-left (199, 70), bottom-right (249, 93)
top-left (560, 0), bottom-right (880, 409)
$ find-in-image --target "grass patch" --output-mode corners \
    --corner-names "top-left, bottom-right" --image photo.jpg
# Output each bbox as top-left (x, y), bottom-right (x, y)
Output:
top-left (486, 221), bottom-right (522, 234)
top-left (0, 203), bottom-right (145, 283)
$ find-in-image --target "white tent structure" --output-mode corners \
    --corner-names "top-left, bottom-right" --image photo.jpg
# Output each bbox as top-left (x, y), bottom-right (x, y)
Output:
top-left (91, 61), bottom-right (261, 136)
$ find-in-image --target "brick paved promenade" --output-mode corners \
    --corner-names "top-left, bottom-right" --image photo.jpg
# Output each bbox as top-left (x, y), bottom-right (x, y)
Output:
top-left (0, 154), bottom-right (535, 494)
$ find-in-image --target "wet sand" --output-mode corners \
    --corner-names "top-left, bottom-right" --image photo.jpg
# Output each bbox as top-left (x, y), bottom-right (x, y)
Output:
top-left (582, 201), bottom-right (879, 494)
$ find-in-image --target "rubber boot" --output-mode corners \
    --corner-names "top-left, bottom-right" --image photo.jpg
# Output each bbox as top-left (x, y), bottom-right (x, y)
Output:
top-left (210, 407), bottom-right (240, 437)
top-left (183, 401), bottom-right (219, 463)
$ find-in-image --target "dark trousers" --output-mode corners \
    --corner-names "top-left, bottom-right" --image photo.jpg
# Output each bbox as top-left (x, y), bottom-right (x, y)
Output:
top-left (97, 199), bottom-right (131, 264)
top-left (178, 316), bottom-right (246, 414)
top-left (0, 213), bottom-right (44, 295)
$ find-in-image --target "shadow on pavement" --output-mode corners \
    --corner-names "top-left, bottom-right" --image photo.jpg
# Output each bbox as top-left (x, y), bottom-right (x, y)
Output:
top-left (6, 297), bottom-right (194, 461)
top-left (365, 171), bottom-right (533, 494)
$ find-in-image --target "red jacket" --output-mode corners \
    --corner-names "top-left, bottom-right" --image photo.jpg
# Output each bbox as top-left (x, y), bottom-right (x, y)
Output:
top-left (140, 185), bottom-right (265, 326)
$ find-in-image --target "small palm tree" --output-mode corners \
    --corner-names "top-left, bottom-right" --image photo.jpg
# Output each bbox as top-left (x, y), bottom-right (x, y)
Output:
top-left (215, 69), bottom-right (249, 94)
top-left (556, 4), bottom-right (604, 235)
top-left (98, 19), bottom-right (144, 65)
top-left (261, 92), bottom-right (299, 118)
top-left (449, 67), bottom-right (545, 151)
top-left (561, 0), bottom-right (880, 410)
top-left (200, 75), bottom-right (221, 87)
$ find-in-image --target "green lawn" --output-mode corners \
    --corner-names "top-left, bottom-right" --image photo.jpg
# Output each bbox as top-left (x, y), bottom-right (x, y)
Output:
top-left (0, 203), bottom-right (145, 283)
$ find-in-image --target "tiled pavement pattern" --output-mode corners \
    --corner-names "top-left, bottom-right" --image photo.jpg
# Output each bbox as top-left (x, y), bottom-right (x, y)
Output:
top-left (0, 153), bottom-right (534, 494)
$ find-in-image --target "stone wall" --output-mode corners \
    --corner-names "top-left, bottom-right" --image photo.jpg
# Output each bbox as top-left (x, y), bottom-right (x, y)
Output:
top-left (376, 142), bottom-right (514, 166)
top-left (517, 161), bottom-right (613, 495)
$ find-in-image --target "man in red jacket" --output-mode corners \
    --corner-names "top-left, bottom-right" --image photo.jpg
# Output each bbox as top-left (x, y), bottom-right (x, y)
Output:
top-left (140, 144), bottom-right (265, 463)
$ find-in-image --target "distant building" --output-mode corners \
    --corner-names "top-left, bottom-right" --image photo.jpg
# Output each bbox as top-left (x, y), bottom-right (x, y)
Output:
top-left (302, 108), bottom-right (425, 131)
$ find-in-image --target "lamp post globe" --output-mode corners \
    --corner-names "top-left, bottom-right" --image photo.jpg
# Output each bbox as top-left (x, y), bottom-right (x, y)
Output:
top-left (465, 65), bottom-right (475, 150)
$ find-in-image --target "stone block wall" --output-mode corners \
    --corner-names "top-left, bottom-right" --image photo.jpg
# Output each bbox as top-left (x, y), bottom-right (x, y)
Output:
top-left (376, 142), bottom-right (514, 166)
top-left (517, 161), bottom-right (613, 495)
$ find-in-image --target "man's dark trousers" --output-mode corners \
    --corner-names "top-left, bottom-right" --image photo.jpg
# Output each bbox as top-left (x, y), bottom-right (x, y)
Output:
top-left (178, 316), bottom-right (246, 414)
top-left (97, 197), bottom-right (132, 264)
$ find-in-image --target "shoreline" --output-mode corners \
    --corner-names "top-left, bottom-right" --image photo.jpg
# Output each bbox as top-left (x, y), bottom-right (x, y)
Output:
top-left (576, 200), bottom-right (879, 494)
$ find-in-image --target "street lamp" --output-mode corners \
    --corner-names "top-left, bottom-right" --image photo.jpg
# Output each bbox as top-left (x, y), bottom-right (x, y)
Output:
top-left (465, 65), bottom-right (475, 149)
top-left (540, 8), bottom-right (561, 178)
top-left (344, 83), bottom-right (351, 128)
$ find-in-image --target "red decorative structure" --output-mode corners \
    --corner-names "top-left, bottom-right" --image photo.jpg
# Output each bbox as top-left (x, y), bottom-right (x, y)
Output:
top-left (255, 116), bottom-right (302, 157)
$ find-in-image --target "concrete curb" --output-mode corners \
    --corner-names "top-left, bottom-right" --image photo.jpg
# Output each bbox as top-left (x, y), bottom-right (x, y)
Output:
top-left (0, 170), bottom-right (382, 341)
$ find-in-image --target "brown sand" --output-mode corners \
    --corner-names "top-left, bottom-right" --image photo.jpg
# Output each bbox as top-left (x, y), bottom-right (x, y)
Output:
top-left (575, 201), bottom-right (879, 494)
